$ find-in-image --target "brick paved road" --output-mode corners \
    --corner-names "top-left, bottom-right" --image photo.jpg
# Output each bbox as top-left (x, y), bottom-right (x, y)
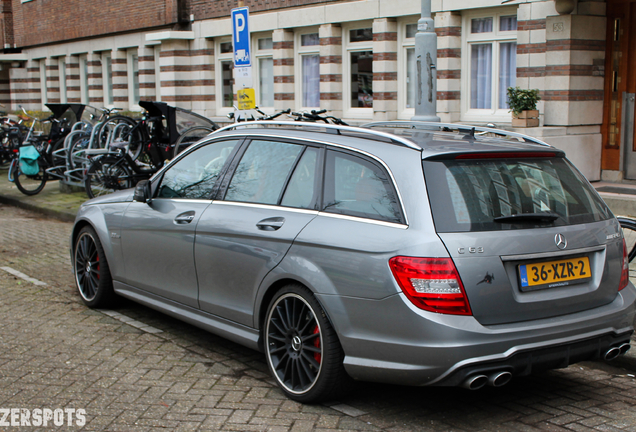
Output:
top-left (1, 203), bottom-right (636, 431)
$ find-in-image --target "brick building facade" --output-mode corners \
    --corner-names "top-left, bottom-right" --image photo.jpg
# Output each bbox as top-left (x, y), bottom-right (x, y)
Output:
top-left (0, 0), bottom-right (626, 181)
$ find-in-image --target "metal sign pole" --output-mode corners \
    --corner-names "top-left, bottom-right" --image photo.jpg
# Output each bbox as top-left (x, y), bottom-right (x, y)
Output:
top-left (411, 0), bottom-right (440, 122)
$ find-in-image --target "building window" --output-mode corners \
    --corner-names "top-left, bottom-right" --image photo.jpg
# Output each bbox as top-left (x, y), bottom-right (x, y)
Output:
top-left (39, 60), bottom-right (47, 107)
top-left (296, 31), bottom-right (320, 108)
top-left (216, 40), bottom-right (234, 112)
top-left (462, 10), bottom-right (517, 121)
top-left (80, 55), bottom-right (89, 104)
top-left (59, 58), bottom-right (67, 103)
top-left (128, 49), bottom-right (139, 108)
top-left (103, 53), bottom-right (113, 106)
top-left (254, 35), bottom-right (274, 109)
top-left (398, 21), bottom-right (417, 118)
top-left (294, 29), bottom-right (320, 109)
top-left (154, 46), bottom-right (162, 102)
top-left (344, 23), bottom-right (373, 118)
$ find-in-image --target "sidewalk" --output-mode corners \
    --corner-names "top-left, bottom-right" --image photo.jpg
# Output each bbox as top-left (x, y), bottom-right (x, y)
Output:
top-left (0, 168), bottom-right (635, 372)
top-left (0, 168), bottom-right (86, 222)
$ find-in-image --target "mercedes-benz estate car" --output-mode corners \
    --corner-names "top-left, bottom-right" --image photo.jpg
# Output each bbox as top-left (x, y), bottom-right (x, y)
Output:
top-left (71, 121), bottom-right (635, 403)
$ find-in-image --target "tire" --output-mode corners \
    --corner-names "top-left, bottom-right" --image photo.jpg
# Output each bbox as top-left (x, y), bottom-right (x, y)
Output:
top-left (618, 217), bottom-right (636, 263)
top-left (85, 156), bottom-right (133, 199)
top-left (73, 226), bottom-right (115, 308)
top-left (264, 284), bottom-right (353, 403)
top-left (66, 134), bottom-right (91, 173)
top-left (49, 137), bottom-right (67, 178)
top-left (13, 156), bottom-right (47, 196)
top-left (173, 126), bottom-right (214, 159)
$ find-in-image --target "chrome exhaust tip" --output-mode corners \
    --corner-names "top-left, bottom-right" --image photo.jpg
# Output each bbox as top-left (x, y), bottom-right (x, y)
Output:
top-left (487, 371), bottom-right (512, 387)
top-left (461, 374), bottom-right (488, 390)
top-left (619, 343), bottom-right (631, 355)
top-left (604, 347), bottom-right (621, 361)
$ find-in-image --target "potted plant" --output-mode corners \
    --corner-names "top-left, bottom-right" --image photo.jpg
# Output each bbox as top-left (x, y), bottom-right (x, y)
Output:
top-left (507, 87), bottom-right (541, 128)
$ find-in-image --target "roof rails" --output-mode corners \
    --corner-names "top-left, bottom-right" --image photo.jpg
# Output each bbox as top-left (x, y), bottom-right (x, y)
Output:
top-left (362, 121), bottom-right (552, 147)
top-left (212, 120), bottom-right (423, 151)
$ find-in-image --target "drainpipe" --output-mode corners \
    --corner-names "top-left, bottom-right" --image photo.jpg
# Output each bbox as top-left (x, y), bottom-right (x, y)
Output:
top-left (411, 0), bottom-right (441, 122)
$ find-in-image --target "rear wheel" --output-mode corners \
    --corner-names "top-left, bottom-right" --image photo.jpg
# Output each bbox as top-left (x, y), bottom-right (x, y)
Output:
top-left (85, 156), bottom-right (133, 199)
top-left (73, 226), bottom-right (115, 308)
top-left (264, 284), bottom-right (352, 403)
top-left (13, 158), bottom-right (47, 195)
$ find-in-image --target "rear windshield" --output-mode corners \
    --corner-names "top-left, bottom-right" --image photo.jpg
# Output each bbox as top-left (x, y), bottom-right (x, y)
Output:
top-left (423, 157), bottom-right (612, 232)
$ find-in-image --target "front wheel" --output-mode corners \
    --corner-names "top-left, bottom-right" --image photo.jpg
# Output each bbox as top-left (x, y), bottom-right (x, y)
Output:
top-left (13, 159), bottom-right (47, 195)
top-left (264, 284), bottom-right (352, 403)
top-left (85, 156), bottom-right (133, 199)
top-left (73, 226), bottom-right (115, 308)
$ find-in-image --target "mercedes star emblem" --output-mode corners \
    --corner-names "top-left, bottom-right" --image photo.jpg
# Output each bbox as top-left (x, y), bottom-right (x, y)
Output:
top-left (555, 233), bottom-right (567, 250)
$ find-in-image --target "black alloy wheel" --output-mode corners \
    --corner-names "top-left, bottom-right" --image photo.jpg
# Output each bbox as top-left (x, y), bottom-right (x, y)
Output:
top-left (74, 226), bottom-right (115, 308)
top-left (264, 284), bottom-right (352, 403)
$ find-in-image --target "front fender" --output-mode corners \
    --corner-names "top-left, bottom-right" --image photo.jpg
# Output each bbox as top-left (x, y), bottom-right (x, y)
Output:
top-left (72, 202), bottom-right (130, 282)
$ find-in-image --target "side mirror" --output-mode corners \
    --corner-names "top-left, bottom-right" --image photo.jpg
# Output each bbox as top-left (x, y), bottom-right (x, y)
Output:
top-left (133, 180), bottom-right (152, 203)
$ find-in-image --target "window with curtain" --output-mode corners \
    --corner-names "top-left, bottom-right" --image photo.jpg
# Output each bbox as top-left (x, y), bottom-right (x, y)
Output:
top-left (298, 32), bottom-right (320, 108)
top-left (464, 12), bottom-right (517, 119)
top-left (255, 36), bottom-right (274, 108)
top-left (217, 41), bottom-right (234, 110)
top-left (103, 54), bottom-right (113, 105)
top-left (403, 23), bottom-right (417, 111)
top-left (345, 25), bottom-right (374, 114)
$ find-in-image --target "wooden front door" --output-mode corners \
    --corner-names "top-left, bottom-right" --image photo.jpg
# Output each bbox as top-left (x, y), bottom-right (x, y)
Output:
top-left (602, 0), bottom-right (636, 177)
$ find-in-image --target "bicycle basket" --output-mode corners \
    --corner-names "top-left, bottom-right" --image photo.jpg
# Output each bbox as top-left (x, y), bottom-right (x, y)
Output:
top-left (19, 145), bottom-right (40, 175)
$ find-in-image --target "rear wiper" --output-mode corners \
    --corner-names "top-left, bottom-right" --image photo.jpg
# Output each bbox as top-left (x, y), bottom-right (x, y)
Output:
top-left (494, 213), bottom-right (560, 223)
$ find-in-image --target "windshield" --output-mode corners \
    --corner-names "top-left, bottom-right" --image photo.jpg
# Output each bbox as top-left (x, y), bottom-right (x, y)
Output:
top-left (423, 156), bottom-right (612, 232)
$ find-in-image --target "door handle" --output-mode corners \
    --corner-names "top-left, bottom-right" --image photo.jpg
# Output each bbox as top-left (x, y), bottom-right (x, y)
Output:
top-left (256, 217), bottom-right (285, 231)
top-left (174, 211), bottom-right (196, 224)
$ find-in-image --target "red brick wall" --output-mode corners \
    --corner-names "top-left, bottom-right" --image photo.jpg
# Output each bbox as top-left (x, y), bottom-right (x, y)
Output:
top-left (0, 0), bottom-right (13, 48)
top-left (12, 0), bottom-right (186, 48)
top-left (190, 0), bottom-right (355, 21)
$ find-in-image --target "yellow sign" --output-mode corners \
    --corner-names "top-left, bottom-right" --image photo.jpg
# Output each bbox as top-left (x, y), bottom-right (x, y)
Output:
top-left (237, 88), bottom-right (256, 110)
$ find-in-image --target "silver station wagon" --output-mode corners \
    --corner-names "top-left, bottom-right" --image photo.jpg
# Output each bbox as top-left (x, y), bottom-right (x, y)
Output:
top-left (71, 121), bottom-right (635, 403)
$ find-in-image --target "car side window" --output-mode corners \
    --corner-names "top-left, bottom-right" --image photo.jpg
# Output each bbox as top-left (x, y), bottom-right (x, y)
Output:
top-left (157, 139), bottom-right (239, 199)
top-left (225, 140), bottom-right (304, 205)
top-left (323, 149), bottom-right (403, 224)
top-left (281, 147), bottom-right (320, 209)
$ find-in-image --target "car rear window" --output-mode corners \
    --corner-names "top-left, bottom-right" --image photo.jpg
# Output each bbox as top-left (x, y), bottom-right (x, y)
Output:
top-left (423, 156), bottom-right (612, 232)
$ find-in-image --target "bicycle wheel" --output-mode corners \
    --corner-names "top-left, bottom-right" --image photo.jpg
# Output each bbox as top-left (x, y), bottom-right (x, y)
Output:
top-left (66, 133), bottom-right (91, 172)
top-left (100, 116), bottom-right (143, 160)
top-left (13, 158), bottom-right (47, 195)
top-left (85, 156), bottom-right (133, 199)
top-left (173, 126), bottom-right (214, 159)
top-left (618, 217), bottom-right (636, 263)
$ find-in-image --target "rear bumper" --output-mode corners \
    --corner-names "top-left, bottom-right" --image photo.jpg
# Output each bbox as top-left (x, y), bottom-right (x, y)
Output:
top-left (315, 283), bottom-right (636, 387)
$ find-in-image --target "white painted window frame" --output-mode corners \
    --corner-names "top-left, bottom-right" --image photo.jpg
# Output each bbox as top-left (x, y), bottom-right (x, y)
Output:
top-left (79, 54), bottom-right (89, 105)
top-left (102, 52), bottom-right (113, 107)
top-left (342, 21), bottom-right (374, 120)
top-left (154, 46), bottom-right (162, 102)
top-left (127, 48), bottom-right (140, 110)
top-left (215, 38), bottom-right (234, 117)
top-left (294, 27), bottom-right (321, 111)
top-left (59, 57), bottom-right (67, 104)
top-left (461, 7), bottom-right (517, 123)
top-left (252, 32), bottom-right (274, 112)
top-left (39, 60), bottom-right (47, 109)
top-left (398, 18), bottom-right (418, 120)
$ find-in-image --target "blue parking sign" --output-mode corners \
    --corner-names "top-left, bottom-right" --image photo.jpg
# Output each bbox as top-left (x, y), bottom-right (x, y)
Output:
top-left (231, 7), bottom-right (251, 68)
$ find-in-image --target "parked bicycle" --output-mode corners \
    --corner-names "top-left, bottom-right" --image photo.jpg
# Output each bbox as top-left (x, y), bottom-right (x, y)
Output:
top-left (84, 101), bottom-right (218, 198)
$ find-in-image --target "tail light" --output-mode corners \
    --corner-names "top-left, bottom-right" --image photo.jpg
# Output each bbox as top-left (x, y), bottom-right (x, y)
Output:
top-left (389, 256), bottom-right (472, 315)
top-left (620, 239), bottom-right (629, 291)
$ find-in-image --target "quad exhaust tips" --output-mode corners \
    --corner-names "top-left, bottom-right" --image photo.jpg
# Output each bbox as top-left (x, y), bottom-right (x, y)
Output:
top-left (604, 343), bottom-right (631, 361)
top-left (461, 371), bottom-right (512, 390)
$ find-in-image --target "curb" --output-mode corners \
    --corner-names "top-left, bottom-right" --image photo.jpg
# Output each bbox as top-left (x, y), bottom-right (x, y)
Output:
top-left (0, 193), bottom-right (77, 222)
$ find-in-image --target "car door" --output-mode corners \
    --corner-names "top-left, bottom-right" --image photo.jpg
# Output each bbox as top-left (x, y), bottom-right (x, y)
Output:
top-left (195, 138), bottom-right (323, 326)
top-left (119, 138), bottom-right (242, 308)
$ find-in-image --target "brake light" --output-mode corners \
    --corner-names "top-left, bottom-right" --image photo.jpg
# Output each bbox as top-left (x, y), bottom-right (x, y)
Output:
top-left (389, 256), bottom-right (472, 315)
top-left (620, 239), bottom-right (629, 291)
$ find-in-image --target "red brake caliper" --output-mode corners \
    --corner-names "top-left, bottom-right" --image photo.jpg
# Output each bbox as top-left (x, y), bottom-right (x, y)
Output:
top-left (313, 325), bottom-right (321, 364)
top-left (95, 254), bottom-right (100, 279)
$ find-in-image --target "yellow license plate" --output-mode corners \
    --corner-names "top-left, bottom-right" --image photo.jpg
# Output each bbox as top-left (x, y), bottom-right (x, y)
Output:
top-left (519, 256), bottom-right (591, 291)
